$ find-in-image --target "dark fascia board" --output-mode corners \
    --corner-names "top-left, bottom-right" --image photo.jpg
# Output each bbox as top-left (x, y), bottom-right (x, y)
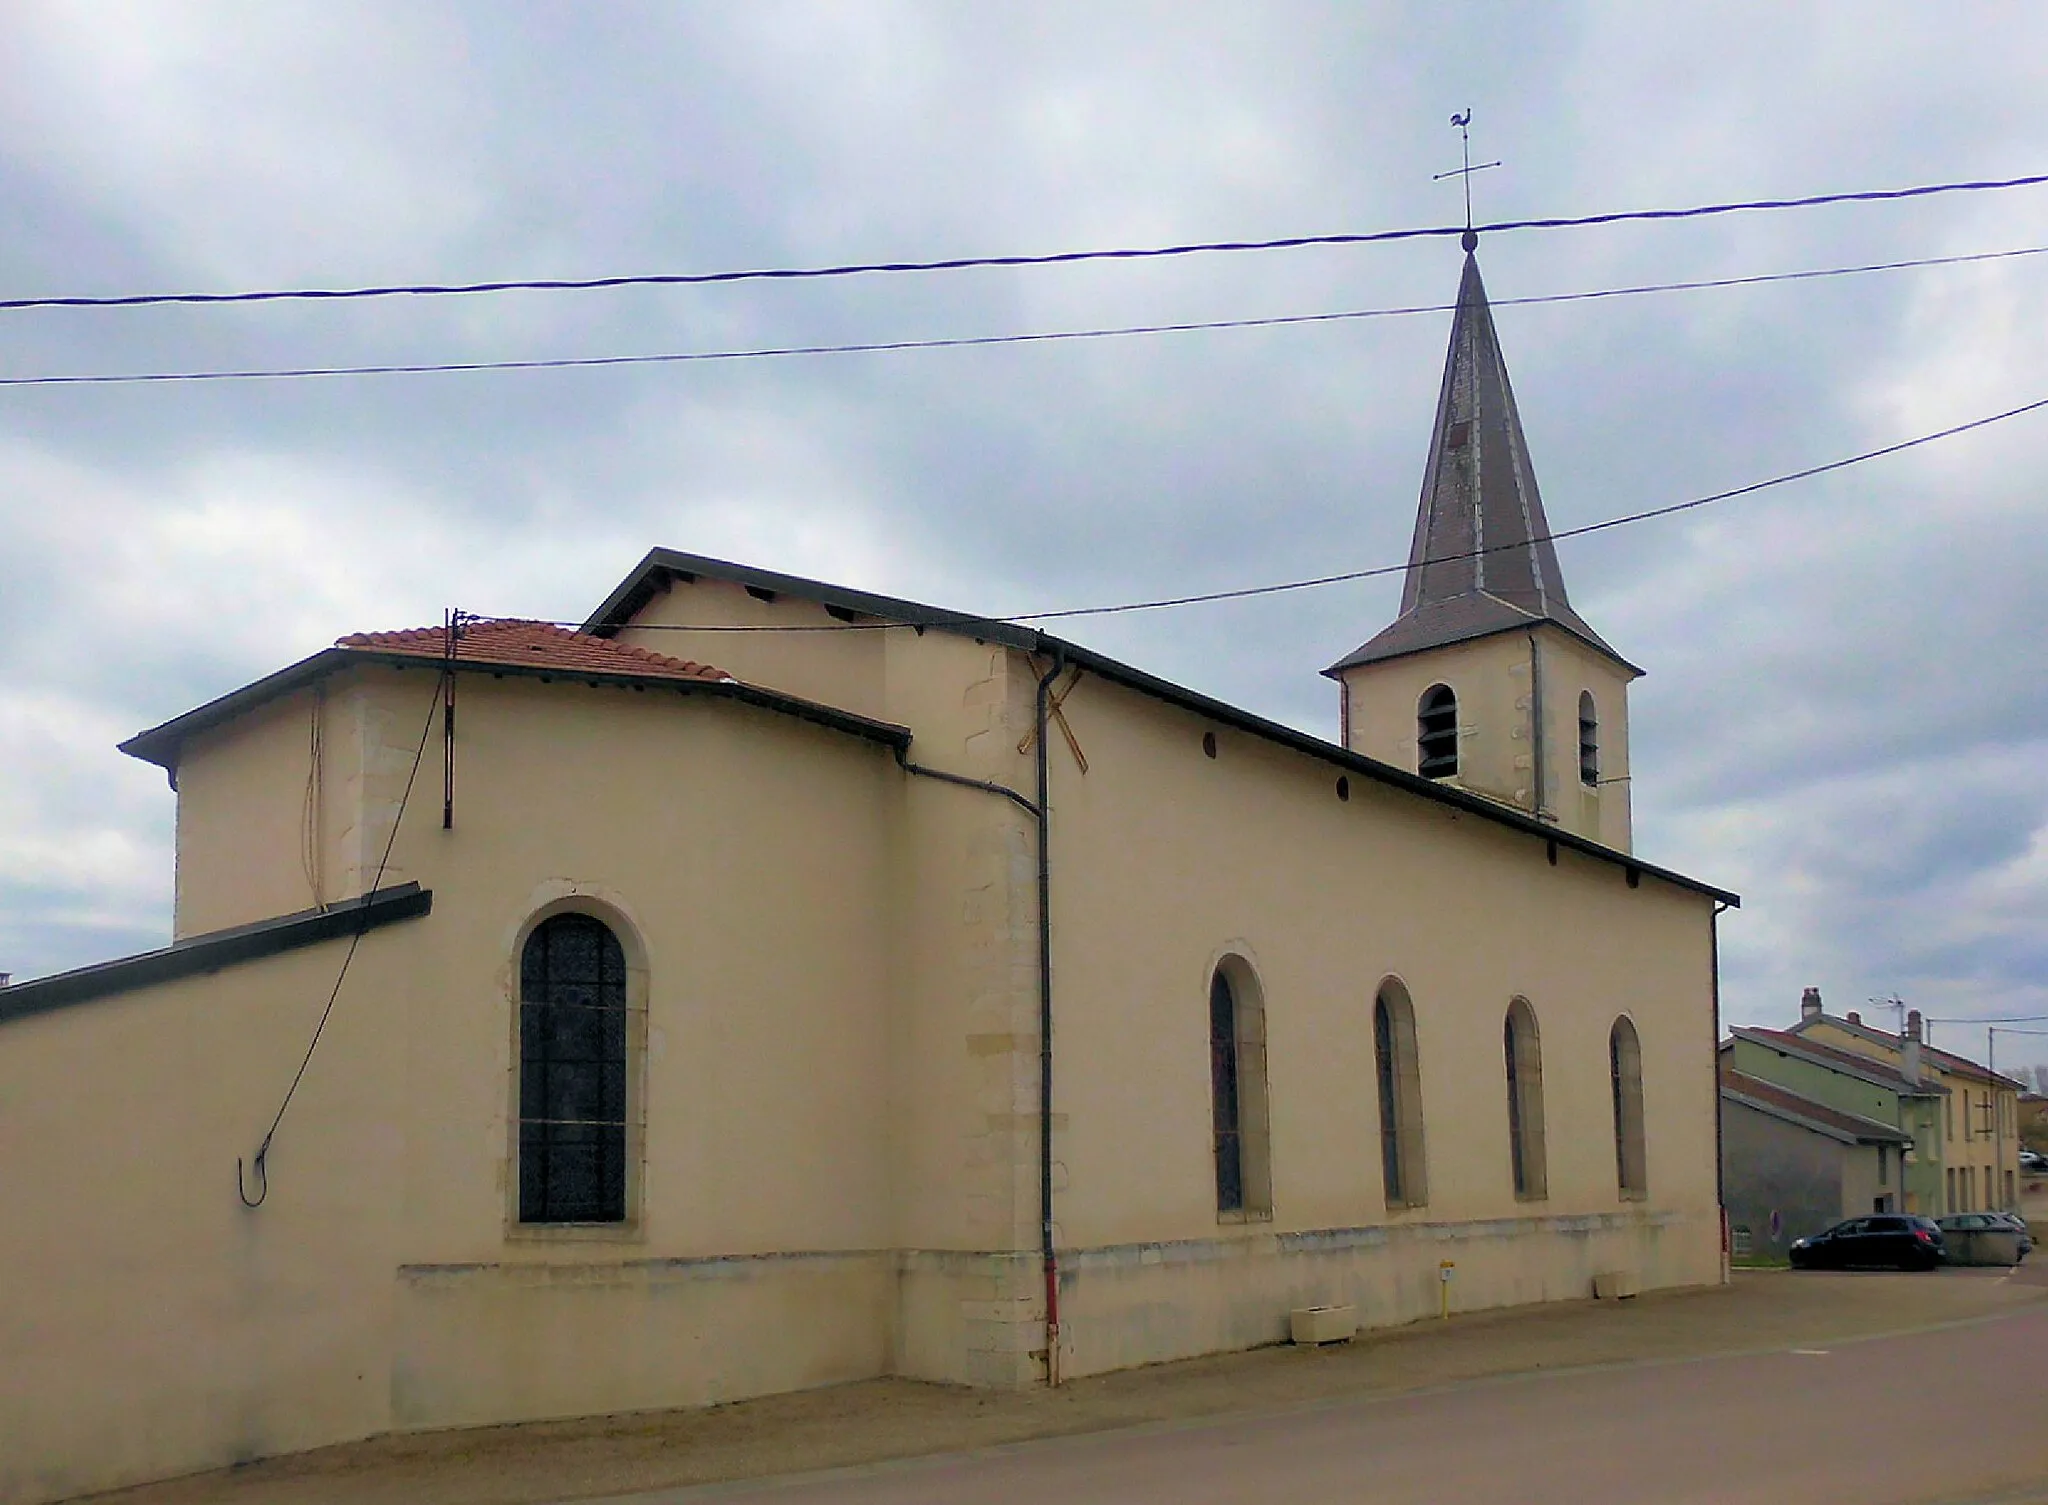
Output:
top-left (1728, 1027), bottom-right (1945, 1097)
top-left (1320, 615), bottom-right (1646, 681)
top-left (585, 549), bottom-right (1738, 907)
top-left (584, 547), bottom-right (1039, 651)
top-left (1719, 1086), bottom-right (1911, 1146)
top-left (118, 646), bottom-right (912, 777)
top-left (0, 883), bottom-right (433, 1029)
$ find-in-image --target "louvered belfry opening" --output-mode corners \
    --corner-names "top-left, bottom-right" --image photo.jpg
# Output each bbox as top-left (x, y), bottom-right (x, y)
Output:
top-left (519, 913), bottom-right (629, 1223)
top-left (1418, 684), bottom-right (1459, 778)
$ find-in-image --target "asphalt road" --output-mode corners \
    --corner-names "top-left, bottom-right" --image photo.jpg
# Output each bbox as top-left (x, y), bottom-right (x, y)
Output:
top-left (619, 1291), bottom-right (2048, 1505)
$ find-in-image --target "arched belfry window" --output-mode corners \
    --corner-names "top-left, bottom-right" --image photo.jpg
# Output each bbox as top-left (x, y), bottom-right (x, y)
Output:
top-left (1578, 691), bottom-right (1599, 788)
top-left (1418, 686), bottom-right (1459, 779)
top-left (1610, 1015), bottom-right (1648, 1200)
top-left (519, 913), bottom-right (630, 1223)
top-left (1503, 998), bottom-right (1547, 1200)
top-left (1373, 980), bottom-right (1428, 1208)
top-left (1209, 960), bottom-right (1272, 1219)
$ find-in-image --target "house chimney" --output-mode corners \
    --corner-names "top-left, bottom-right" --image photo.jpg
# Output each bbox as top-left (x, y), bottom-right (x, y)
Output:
top-left (1800, 986), bottom-right (1823, 1022)
top-left (1903, 1009), bottom-right (1923, 1085)
top-left (1847, 1010), bottom-right (1862, 1026)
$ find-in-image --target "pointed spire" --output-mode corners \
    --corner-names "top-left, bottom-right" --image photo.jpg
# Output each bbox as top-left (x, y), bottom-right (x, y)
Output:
top-left (1328, 250), bottom-right (1635, 675)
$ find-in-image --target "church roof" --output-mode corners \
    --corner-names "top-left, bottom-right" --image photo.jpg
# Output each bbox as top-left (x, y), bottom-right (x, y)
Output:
top-left (1326, 253), bottom-right (1637, 677)
top-left (584, 546), bottom-right (1740, 907)
top-left (337, 618), bottom-right (731, 683)
top-left (120, 619), bottom-right (912, 776)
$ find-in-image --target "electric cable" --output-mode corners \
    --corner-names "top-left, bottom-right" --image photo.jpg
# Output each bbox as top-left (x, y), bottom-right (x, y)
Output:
top-left (7, 172), bottom-right (2045, 313)
top-left (7, 243), bottom-right (2044, 389)
top-left (562, 389), bottom-right (2048, 634)
top-left (237, 674), bottom-right (442, 1208)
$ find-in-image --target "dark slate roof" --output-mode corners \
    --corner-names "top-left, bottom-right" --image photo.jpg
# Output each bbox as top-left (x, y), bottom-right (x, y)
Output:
top-left (0, 884), bottom-right (432, 1027)
top-left (1720, 1068), bottom-right (1912, 1145)
top-left (1327, 253), bottom-right (1636, 677)
top-left (582, 547), bottom-right (1740, 907)
top-left (1791, 1013), bottom-right (2028, 1092)
top-left (1728, 1026), bottom-right (1946, 1097)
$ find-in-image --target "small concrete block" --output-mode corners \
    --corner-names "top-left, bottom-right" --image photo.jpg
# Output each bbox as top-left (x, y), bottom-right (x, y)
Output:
top-left (1593, 1269), bottom-right (1639, 1300)
top-left (1290, 1304), bottom-right (1357, 1345)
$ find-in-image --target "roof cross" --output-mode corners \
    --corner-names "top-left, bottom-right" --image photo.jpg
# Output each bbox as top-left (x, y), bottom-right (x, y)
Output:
top-left (1433, 109), bottom-right (1501, 252)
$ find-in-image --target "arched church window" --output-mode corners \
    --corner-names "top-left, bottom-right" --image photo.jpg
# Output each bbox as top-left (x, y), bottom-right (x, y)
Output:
top-left (1417, 685), bottom-right (1459, 779)
top-left (1209, 961), bottom-right (1271, 1218)
top-left (1609, 1015), bottom-right (1648, 1200)
top-left (1578, 692), bottom-right (1599, 788)
top-left (1504, 998), bottom-right (1548, 1200)
top-left (519, 913), bottom-right (630, 1223)
top-left (1374, 980), bottom-right (1428, 1208)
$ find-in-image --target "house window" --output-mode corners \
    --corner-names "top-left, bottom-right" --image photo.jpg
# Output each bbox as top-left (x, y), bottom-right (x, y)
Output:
top-left (1578, 691), bottom-right (1599, 787)
top-left (1504, 998), bottom-right (1548, 1200)
top-left (1609, 1015), bottom-right (1648, 1200)
top-left (1417, 685), bottom-right (1458, 779)
top-left (1877, 1145), bottom-right (1888, 1186)
top-left (1374, 979), bottom-right (1428, 1208)
top-left (1209, 961), bottom-right (1271, 1219)
top-left (1947, 1166), bottom-right (1957, 1212)
top-left (519, 913), bottom-right (630, 1224)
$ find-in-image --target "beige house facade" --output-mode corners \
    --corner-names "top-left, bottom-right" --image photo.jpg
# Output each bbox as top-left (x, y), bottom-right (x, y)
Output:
top-left (1791, 992), bottom-right (2023, 1213)
top-left (0, 251), bottom-right (1736, 1504)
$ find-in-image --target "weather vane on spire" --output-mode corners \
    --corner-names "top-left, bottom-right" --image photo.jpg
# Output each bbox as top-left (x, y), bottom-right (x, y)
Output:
top-left (1434, 109), bottom-right (1500, 252)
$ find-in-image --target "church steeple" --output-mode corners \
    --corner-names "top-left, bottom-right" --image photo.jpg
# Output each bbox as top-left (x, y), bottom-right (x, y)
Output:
top-left (1326, 247), bottom-right (1639, 852)
top-left (1328, 250), bottom-right (1629, 674)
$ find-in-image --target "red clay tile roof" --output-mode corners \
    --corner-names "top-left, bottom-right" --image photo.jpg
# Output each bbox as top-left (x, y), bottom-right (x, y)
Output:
top-left (337, 620), bottom-right (730, 684)
top-left (1720, 1068), bottom-right (1911, 1143)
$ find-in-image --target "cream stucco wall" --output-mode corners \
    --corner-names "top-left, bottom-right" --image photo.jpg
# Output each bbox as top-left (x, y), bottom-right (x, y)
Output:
top-left (1037, 662), bottom-right (1717, 1377)
top-left (1339, 624), bottom-right (1635, 851)
top-left (4, 666), bottom-right (907, 1504)
top-left (5, 589), bottom-right (1727, 1501)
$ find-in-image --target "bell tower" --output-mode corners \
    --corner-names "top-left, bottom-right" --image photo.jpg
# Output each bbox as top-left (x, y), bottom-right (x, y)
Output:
top-left (1325, 247), bottom-right (1639, 851)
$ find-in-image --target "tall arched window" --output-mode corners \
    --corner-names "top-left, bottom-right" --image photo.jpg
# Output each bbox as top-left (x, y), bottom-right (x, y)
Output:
top-left (1373, 980), bottom-right (1428, 1208)
top-left (1417, 685), bottom-right (1459, 779)
top-left (1609, 1015), bottom-right (1648, 1200)
top-left (1503, 998), bottom-right (1548, 1200)
top-left (519, 913), bottom-right (630, 1223)
top-left (1578, 692), bottom-right (1599, 788)
top-left (1209, 960), bottom-right (1272, 1218)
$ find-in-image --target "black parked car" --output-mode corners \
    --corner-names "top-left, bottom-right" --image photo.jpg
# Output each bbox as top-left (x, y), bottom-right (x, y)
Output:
top-left (1789, 1214), bottom-right (1945, 1271)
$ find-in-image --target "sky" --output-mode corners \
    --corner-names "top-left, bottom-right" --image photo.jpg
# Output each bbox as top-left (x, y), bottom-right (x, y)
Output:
top-left (2, 2), bottom-right (2044, 1071)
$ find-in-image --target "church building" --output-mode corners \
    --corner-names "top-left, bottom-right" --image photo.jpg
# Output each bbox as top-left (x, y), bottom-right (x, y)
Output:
top-left (0, 249), bottom-right (1736, 1505)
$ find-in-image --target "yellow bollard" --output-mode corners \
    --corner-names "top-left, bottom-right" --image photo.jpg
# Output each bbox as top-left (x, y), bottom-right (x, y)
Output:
top-left (1439, 1259), bottom-right (1455, 1319)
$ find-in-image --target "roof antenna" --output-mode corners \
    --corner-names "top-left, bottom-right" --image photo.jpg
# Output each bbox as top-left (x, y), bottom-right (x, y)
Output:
top-left (1434, 110), bottom-right (1500, 253)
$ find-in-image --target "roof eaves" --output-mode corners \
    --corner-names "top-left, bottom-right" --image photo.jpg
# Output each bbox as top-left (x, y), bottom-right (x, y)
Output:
top-left (1730, 1027), bottom-right (1944, 1095)
top-left (119, 646), bottom-right (912, 779)
top-left (0, 883), bottom-right (433, 1028)
top-left (1721, 1087), bottom-right (1862, 1145)
top-left (1322, 609), bottom-right (1646, 680)
top-left (584, 550), bottom-right (1737, 907)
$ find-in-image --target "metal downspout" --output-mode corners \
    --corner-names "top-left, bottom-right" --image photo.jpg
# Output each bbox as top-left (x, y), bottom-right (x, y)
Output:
top-left (1712, 900), bottom-right (1730, 1277)
top-left (1526, 628), bottom-right (1548, 821)
top-left (1034, 645), bottom-right (1065, 1385)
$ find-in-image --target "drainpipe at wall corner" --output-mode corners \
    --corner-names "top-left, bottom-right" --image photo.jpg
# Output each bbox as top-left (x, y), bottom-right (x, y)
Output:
top-left (1711, 900), bottom-right (1731, 1283)
top-left (1526, 629), bottom-right (1550, 824)
top-left (1033, 642), bottom-right (1065, 1386)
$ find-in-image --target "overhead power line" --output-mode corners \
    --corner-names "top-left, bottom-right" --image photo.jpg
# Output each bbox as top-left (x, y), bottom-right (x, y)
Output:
top-left (546, 388), bottom-right (2048, 633)
top-left (5, 172), bottom-right (2045, 313)
top-left (7, 243), bottom-right (2046, 389)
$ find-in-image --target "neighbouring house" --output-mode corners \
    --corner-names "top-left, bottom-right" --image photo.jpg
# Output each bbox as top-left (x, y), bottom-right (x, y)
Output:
top-left (1721, 1026), bottom-right (1946, 1216)
top-left (1720, 1068), bottom-right (1912, 1258)
top-left (1789, 990), bottom-right (2024, 1214)
top-left (0, 248), bottom-right (1738, 1505)
top-left (2020, 1093), bottom-right (2048, 1159)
